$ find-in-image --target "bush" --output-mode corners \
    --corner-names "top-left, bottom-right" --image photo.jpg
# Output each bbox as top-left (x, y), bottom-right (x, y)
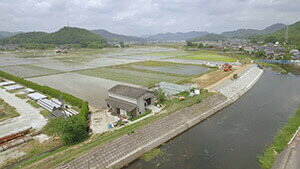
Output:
top-left (154, 89), bottom-right (166, 104)
top-left (61, 116), bottom-right (89, 145)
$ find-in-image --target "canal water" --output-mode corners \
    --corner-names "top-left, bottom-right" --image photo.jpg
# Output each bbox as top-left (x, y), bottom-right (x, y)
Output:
top-left (126, 70), bottom-right (300, 169)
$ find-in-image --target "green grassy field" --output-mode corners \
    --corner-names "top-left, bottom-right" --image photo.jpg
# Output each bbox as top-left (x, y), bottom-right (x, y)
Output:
top-left (76, 67), bottom-right (182, 87)
top-left (0, 98), bottom-right (20, 121)
top-left (177, 52), bottom-right (237, 62)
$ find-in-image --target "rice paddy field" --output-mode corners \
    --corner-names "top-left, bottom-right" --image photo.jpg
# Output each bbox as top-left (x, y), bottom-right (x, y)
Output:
top-left (0, 47), bottom-right (236, 107)
top-left (77, 67), bottom-right (183, 87)
top-left (177, 52), bottom-right (237, 62)
top-left (0, 65), bottom-right (61, 78)
top-left (27, 73), bottom-right (138, 107)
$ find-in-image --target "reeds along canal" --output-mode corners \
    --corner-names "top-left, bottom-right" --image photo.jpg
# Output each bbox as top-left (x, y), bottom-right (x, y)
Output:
top-left (125, 70), bottom-right (300, 169)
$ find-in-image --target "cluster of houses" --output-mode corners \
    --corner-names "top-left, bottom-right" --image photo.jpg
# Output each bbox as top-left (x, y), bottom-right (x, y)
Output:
top-left (254, 42), bottom-right (286, 59)
top-left (290, 49), bottom-right (300, 60)
top-left (0, 44), bottom-right (19, 50)
top-left (195, 40), bottom-right (295, 60)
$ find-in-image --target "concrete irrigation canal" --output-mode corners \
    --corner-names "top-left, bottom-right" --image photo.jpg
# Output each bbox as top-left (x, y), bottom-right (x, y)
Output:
top-left (59, 66), bottom-right (265, 169)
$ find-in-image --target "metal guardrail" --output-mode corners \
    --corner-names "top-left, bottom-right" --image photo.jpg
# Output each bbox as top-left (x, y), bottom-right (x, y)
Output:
top-left (288, 126), bottom-right (300, 145)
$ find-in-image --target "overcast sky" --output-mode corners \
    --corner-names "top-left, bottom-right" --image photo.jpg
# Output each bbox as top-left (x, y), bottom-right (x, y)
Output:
top-left (0, 0), bottom-right (299, 36)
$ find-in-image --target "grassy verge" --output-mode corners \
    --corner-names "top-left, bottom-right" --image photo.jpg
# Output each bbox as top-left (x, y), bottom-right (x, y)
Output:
top-left (16, 91), bottom-right (213, 169)
top-left (27, 100), bottom-right (41, 108)
top-left (15, 93), bottom-right (27, 99)
top-left (130, 110), bottom-right (152, 122)
top-left (163, 90), bottom-right (212, 113)
top-left (40, 110), bottom-right (52, 118)
top-left (257, 62), bottom-right (288, 74)
top-left (0, 98), bottom-right (20, 121)
top-left (258, 107), bottom-right (300, 169)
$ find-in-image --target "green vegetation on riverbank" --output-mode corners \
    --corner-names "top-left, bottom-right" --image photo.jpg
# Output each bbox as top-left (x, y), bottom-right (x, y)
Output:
top-left (0, 98), bottom-right (20, 121)
top-left (258, 106), bottom-right (300, 169)
top-left (141, 148), bottom-right (166, 162)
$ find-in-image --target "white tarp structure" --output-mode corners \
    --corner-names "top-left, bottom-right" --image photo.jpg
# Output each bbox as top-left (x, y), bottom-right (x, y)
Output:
top-left (4, 84), bottom-right (24, 91)
top-left (0, 81), bottom-right (16, 86)
top-left (23, 88), bottom-right (35, 94)
top-left (27, 93), bottom-right (47, 101)
top-left (158, 82), bottom-right (192, 95)
top-left (37, 98), bottom-right (79, 117)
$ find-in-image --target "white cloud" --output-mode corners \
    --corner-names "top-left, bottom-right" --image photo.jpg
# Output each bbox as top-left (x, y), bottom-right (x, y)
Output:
top-left (0, 0), bottom-right (299, 35)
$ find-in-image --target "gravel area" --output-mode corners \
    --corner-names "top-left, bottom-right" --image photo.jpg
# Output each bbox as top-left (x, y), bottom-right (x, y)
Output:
top-left (0, 88), bottom-right (47, 138)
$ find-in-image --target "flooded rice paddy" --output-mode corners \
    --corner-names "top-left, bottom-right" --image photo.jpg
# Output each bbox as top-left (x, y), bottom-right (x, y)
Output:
top-left (27, 73), bottom-right (139, 107)
top-left (0, 65), bottom-right (61, 78)
top-left (126, 70), bottom-right (300, 169)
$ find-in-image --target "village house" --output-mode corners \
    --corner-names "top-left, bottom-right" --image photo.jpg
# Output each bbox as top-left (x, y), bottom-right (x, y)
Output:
top-left (243, 46), bottom-right (255, 53)
top-left (105, 85), bottom-right (154, 118)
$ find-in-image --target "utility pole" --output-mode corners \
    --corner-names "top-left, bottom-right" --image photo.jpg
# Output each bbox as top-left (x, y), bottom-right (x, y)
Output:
top-left (285, 24), bottom-right (289, 44)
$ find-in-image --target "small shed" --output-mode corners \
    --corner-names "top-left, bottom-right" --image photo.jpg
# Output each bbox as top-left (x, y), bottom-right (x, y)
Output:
top-left (27, 93), bottom-right (47, 101)
top-left (0, 81), bottom-right (16, 87)
top-left (23, 88), bottom-right (35, 94)
top-left (4, 85), bottom-right (24, 91)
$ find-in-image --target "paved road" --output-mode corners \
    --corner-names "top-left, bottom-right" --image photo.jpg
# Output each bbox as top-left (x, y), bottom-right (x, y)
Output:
top-left (272, 136), bottom-right (300, 169)
top-left (286, 140), bottom-right (300, 169)
top-left (0, 88), bottom-right (47, 138)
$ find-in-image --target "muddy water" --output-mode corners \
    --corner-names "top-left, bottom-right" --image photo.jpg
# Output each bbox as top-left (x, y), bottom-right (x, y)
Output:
top-left (126, 70), bottom-right (300, 169)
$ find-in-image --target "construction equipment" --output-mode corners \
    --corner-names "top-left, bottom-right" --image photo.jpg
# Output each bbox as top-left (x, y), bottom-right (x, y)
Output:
top-left (231, 73), bottom-right (238, 80)
top-left (221, 63), bottom-right (233, 71)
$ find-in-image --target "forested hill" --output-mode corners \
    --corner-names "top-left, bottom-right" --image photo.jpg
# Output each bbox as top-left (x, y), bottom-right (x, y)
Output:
top-left (0, 27), bottom-right (107, 46)
top-left (0, 31), bottom-right (21, 39)
top-left (189, 33), bottom-right (227, 42)
top-left (220, 23), bottom-right (286, 38)
top-left (260, 21), bottom-right (300, 46)
top-left (91, 29), bottom-right (145, 43)
top-left (146, 31), bottom-right (209, 41)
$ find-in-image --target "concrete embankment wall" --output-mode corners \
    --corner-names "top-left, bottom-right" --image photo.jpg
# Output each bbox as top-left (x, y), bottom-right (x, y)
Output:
top-left (60, 66), bottom-right (264, 169)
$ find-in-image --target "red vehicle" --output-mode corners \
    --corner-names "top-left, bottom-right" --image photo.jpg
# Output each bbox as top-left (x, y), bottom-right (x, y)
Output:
top-left (221, 63), bottom-right (232, 71)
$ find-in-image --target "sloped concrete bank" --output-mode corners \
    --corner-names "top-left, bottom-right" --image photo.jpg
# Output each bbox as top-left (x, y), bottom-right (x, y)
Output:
top-left (60, 66), bottom-right (264, 169)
